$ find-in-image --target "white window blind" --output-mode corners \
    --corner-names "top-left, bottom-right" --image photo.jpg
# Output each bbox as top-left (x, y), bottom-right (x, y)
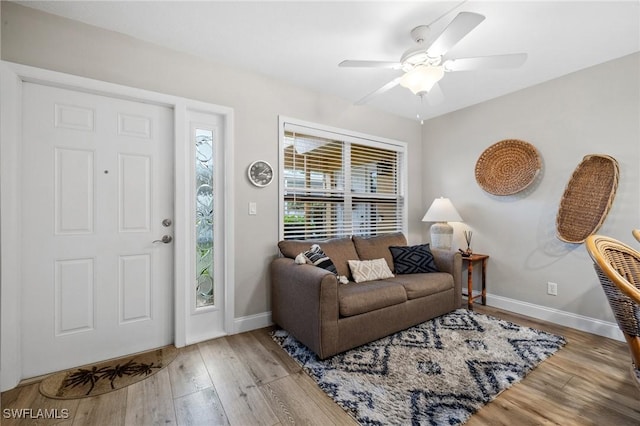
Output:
top-left (280, 119), bottom-right (406, 240)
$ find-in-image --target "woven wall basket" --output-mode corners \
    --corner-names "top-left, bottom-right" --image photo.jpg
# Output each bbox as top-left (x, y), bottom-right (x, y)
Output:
top-left (556, 154), bottom-right (619, 244)
top-left (475, 139), bottom-right (541, 196)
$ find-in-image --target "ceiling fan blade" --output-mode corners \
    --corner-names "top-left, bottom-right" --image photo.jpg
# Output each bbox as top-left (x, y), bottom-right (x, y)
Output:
top-left (426, 82), bottom-right (444, 106)
top-left (355, 77), bottom-right (402, 105)
top-left (427, 12), bottom-right (485, 58)
top-left (443, 53), bottom-right (528, 72)
top-left (339, 60), bottom-right (402, 69)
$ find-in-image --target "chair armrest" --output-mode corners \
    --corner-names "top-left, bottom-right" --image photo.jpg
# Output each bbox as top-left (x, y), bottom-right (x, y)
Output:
top-left (270, 257), bottom-right (339, 358)
top-left (430, 248), bottom-right (463, 306)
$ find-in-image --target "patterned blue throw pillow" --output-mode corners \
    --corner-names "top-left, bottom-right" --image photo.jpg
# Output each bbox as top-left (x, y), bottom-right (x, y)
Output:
top-left (389, 244), bottom-right (439, 274)
top-left (303, 244), bottom-right (338, 274)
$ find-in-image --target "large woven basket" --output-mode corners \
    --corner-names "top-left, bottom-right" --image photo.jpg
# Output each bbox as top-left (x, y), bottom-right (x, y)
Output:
top-left (475, 139), bottom-right (541, 196)
top-left (556, 154), bottom-right (619, 244)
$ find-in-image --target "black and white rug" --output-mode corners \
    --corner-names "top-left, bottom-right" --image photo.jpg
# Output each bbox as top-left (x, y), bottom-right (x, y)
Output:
top-left (272, 309), bottom-right (566, 425)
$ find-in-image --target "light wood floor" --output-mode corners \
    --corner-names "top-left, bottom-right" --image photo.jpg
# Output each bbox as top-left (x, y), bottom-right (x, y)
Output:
top-left (3, 305), bottom-right (640, 425)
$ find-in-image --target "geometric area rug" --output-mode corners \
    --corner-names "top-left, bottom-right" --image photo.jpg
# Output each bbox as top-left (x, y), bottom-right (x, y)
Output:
top-left (39, 346), bottom-right (177, 399)
top-left (272, 309), bottom-right (566, 425)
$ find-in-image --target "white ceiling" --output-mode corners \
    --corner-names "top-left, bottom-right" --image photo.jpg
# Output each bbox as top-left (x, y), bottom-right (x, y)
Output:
top-left (16, 1), bottom-right (640, 121)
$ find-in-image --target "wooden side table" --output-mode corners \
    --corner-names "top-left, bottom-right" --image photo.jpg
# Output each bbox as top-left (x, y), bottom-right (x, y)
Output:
top-left (461, 254), bottom-right (489, 310)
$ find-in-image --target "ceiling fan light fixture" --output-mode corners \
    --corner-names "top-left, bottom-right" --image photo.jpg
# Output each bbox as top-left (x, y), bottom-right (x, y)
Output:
top-left (399, 65), bottom-right (445, 95)
top-left (338, 12), bottom-right (526, 107)
top-left (400, 48), bottom-right (441, 69)
top-left (400, 47), bottom-right (428, 66)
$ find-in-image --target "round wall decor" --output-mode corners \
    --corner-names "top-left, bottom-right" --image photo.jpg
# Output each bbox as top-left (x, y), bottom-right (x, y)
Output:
top-left (474, 139), bottom-right (541, 196)
top-left (248, 160), bottom-right (274, 187)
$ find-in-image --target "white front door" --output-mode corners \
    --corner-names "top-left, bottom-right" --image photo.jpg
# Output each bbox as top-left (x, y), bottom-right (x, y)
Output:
top-left (20, 83), bottom-right (174, 378)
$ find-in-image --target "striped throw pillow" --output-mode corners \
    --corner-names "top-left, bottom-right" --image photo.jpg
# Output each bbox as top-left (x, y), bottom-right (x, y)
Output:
top-left (303, 244), bottom-right (338, 275)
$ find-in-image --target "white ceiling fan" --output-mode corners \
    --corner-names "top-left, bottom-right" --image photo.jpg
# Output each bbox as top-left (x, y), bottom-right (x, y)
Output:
top-left (339, 12), bottom-right (527, 105)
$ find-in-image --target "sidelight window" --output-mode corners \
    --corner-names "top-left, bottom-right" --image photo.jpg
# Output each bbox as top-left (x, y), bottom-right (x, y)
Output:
top-left (195, 128), bottom-right (214, 307)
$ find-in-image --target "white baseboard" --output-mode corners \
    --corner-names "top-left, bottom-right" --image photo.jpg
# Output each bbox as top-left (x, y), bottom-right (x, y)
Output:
top-left (487, 293), bottom-right (624, 342)
top-left (234, 311), bottom-right (273, 334)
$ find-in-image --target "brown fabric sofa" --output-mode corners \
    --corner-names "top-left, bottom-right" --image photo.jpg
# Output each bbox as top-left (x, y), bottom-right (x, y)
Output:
top-left (270, 232), bottom-right (462, 359)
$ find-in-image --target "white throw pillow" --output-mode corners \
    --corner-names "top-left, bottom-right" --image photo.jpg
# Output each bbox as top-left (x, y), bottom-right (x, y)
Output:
top-left (348, 258), bottom-right (394, 283)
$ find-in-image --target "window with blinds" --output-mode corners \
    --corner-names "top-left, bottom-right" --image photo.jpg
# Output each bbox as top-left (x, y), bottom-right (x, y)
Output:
top-left (280, 119), bottom-right (406, 240)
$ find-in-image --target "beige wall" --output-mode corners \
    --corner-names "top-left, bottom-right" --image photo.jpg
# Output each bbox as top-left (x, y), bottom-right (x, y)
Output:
top-left (422, 52), bottom-right (640, 323)
top-left (0, 2), bottom-right (423, 319)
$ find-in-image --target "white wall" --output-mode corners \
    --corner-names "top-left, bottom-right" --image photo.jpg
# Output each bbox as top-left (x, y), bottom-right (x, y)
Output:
top-left (422, 52), bottom-right (640, 324)
top-left (0, 2), bottom-right (423, 320)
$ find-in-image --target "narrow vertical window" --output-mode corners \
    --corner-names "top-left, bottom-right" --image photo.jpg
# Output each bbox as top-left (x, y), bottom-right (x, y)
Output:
top-left (195, 129), bottom-right (214, 307)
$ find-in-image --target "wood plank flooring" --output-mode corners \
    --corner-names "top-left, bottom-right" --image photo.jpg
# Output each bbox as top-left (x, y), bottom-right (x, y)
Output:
top-left (2, 305), bottom-right (640, 425)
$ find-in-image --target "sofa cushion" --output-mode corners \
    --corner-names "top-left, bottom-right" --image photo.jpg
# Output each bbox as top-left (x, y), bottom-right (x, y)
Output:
top-left (338, 281), bottom-right (407, 317)
top-left (278, 237), bottom-right (359, 280)
top-left (352, 232), bottom-right (407, 272)
top-left (302, 244), bottom-right (337, 274)
top-left (384, 273), bottom-right (453, 300)
top-left (389, 244), bottom-right (439, 274)
top-left (347, 258), bottom-right (394, 283)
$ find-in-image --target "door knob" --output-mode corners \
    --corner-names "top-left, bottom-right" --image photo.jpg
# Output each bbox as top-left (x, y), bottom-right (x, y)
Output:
top-left (153, 235), bottom-right (173, 244)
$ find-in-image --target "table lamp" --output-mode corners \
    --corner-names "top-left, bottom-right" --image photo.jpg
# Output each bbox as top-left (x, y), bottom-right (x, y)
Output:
top-left (422, 197), bottom-right (463, 250)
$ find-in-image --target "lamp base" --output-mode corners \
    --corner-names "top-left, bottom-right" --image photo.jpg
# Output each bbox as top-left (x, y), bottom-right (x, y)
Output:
top-left (430, 222), bottom-right (453, 250)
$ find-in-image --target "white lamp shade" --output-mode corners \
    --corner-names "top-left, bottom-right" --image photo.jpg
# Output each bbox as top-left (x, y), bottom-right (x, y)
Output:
top-left (422, 197), bottom-right (463, 223)
top-left (399, 65), bottom-right (445, 95)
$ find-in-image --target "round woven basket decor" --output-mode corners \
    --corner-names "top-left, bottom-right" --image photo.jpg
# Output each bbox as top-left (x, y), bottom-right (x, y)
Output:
top-left (556, 154), bottom-right (619, 244)
top-left (475, 139), bottom-right (541, 196)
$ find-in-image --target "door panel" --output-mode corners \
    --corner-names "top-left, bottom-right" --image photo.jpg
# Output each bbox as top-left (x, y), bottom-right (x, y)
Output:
top-left (21, 83), bottom-right (174, 378)
top-left (119, 254), bottom-right (152, 323)
top-left (55, 258), bottom-right (95, 335)
top-left (55, 148), bottom-right (95, 234)
top-left (119, 154), bottom-right (151, 232)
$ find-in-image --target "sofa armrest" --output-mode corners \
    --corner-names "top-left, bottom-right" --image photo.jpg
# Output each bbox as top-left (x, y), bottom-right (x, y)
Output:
top-left (430, 248), bottom-right (463, 307)
top-left (270, 257), bottom-right (339, 358)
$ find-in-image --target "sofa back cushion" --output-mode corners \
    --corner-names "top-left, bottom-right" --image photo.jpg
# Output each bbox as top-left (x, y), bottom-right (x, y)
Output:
top-left (278, 237), bottom-right (359, 280)
top-left (352, 232), bottom-right (407, 272)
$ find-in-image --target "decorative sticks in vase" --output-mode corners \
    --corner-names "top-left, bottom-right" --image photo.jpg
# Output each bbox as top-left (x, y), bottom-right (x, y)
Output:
top-left (464, 230), bottom-right (473, 255)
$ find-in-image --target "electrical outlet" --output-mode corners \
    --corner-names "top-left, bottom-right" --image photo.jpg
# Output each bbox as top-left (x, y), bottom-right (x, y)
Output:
top-left (547, 282), bottom-right (558, 296)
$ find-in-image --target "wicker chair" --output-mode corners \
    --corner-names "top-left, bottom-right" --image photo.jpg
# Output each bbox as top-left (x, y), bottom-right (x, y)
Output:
top-left (633, 229), bottom-right (640, 243)
top-left (586, 234), bottom-right (640, 390)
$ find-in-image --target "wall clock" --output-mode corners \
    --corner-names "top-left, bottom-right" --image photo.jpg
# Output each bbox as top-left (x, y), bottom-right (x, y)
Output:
top-left (247, 160), bottom-right (274, 187)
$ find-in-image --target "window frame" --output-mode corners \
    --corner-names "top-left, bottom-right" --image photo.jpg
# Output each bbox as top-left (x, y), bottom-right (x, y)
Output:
top-left (278, 116), bottom-right (408, 240)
